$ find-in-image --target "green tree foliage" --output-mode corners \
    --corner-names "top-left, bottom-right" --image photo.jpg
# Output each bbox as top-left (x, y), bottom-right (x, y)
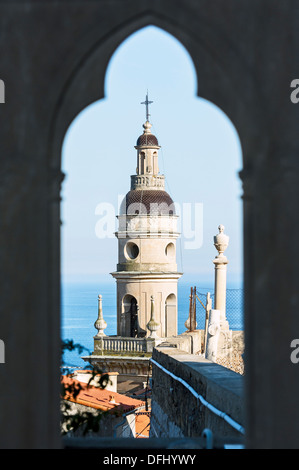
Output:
top-left (61, 339), bottom-right (110, 436)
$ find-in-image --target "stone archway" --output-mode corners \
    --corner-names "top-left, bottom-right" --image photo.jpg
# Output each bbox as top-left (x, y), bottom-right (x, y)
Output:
top-left (48, 10), bottom-right (253, 449)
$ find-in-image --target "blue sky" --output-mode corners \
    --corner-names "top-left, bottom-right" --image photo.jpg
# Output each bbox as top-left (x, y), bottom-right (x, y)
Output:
top-left (61, 26), bottom-right (243, 286)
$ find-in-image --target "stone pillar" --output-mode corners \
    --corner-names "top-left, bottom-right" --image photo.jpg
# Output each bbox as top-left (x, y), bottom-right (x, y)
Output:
top-left (213, 225), bottom-right (229, 328)
top-left (213, 225), bottom-right (232, 360)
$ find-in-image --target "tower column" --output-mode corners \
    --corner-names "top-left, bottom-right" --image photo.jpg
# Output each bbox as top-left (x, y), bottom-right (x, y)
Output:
top-left (86, 95), bottom-right (182, 381)
top-left (111, 94), bottom-right (182, 340)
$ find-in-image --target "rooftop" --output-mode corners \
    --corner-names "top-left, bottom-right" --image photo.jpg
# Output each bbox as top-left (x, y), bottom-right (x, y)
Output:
top-left (61, 375), bottom-right (144, 414)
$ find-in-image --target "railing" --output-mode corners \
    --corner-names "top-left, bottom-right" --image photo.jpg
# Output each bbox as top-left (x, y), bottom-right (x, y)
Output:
top-left (94, 336), bottom-right (149, 354)
top-left (186, 287), bottom-right (244, 333)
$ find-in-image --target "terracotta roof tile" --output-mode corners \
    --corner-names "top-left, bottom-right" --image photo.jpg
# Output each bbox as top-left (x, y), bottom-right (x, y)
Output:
top-left (120, 190), bottom-right (175, 215)
top-left (61, 376), bottom-right (143, 414)
top-left (136, 134), bottom-right (159, 146)
top-left (135, 411), bottom-right (151, 438)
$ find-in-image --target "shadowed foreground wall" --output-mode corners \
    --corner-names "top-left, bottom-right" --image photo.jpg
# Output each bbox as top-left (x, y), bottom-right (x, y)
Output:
top-left (150, 346), bottom-right (243, 439)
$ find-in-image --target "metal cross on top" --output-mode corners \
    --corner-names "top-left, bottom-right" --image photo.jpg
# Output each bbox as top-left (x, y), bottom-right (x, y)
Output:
top-left (141, 92), bottom-right (153, 122)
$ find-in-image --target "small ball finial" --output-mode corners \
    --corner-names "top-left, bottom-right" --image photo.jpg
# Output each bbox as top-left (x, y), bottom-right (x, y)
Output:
top-left (143, 121), bottom-right (152, 134)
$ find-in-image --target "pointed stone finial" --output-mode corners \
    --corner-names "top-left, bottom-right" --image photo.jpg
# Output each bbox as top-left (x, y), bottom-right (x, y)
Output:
top-left (146, 296), bottom-right (160, 338)
top-left (94, 295), bottom-right (107, 337)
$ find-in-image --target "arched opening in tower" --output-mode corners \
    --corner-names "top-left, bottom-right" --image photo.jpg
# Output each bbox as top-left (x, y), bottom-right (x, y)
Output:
top-left (165, 294), bottom-right (177, 337)
top-left (122, 294), bottom-right (145, 338)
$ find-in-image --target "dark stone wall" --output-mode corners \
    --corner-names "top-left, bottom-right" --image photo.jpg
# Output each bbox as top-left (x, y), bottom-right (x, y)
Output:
top-left (0, 0), bottom-right (299, 448)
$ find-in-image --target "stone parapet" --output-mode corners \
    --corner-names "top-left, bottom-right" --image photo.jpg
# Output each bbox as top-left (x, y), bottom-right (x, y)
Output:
top-left (157, 330), bottom-right (202, 355)
top-left (93, 335), bottom-right (160, 355)
top-left (91, 331), bottom-right (202, 360)
top-left (83, 331), bottom-right (203, 379)
top-left (150, 345), bottom-right (244, 439)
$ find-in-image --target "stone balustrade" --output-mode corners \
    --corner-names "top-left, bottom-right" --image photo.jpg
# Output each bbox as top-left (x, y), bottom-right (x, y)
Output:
top-left (130, 174), bottom-right (165, 190)
top-left (93, 335), bottom-right (159, 355)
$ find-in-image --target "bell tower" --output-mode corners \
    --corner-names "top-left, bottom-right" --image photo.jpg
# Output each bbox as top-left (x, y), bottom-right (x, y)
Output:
top-left (111, 94), bottom-right (182, 339)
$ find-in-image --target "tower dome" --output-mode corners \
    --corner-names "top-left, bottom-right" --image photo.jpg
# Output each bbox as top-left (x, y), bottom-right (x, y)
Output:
top-left (136, 121), bottom-right (159, 147)
top-left (119, 189), bottom-right (176, 216)
top-left (136, 133), bottom-right (159, 147)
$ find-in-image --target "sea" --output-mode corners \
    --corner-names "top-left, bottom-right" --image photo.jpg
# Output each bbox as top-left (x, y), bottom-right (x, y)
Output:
top-left (61, 278), bottom-right (243, 371)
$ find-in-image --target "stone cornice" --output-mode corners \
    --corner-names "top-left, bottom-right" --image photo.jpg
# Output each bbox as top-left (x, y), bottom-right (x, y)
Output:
top-left (110, 271), bottom-right (183, 280)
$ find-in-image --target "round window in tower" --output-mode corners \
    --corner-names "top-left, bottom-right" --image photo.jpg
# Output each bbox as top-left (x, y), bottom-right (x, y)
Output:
top-left (125, 241), bottom-right (140, 260)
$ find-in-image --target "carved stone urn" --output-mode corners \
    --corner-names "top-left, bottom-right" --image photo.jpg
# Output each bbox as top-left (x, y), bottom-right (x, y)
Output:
top-left (214, 224), bottom-right (229, 258)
